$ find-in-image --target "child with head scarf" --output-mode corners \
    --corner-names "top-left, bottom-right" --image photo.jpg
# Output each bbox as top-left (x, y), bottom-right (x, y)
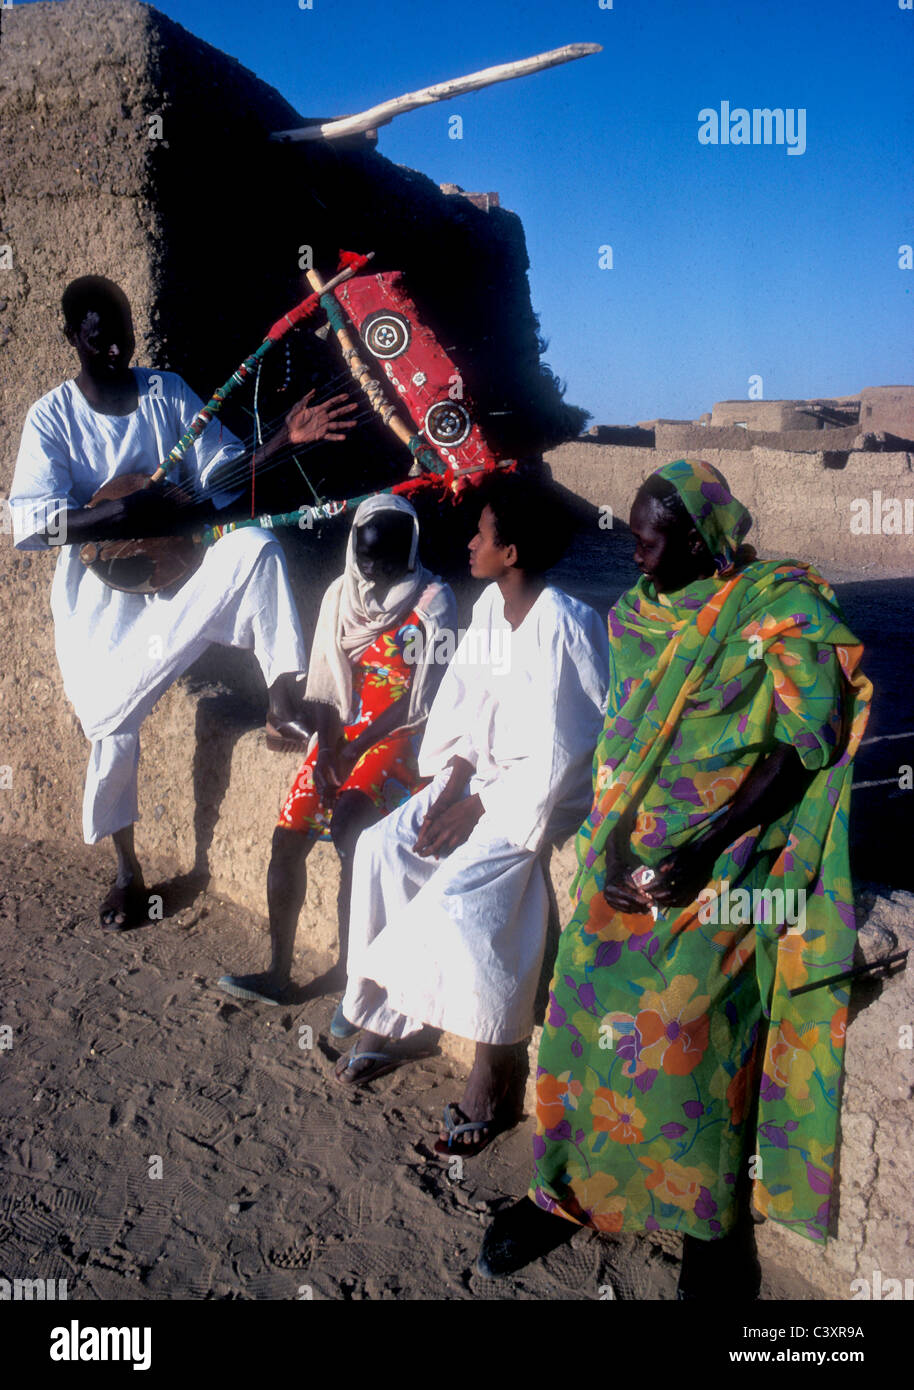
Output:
top-left (218, 495), bottom-right (456, 1025)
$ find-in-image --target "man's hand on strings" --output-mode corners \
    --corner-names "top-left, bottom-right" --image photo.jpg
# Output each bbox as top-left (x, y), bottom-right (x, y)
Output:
top-left (284, 390), bottom-right (358, 446)
top-left (107, 480), bottom-right (185, 538)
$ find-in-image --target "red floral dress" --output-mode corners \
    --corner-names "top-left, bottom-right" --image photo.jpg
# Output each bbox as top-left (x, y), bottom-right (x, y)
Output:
top-left (277, 608), bottom-right (427, 836)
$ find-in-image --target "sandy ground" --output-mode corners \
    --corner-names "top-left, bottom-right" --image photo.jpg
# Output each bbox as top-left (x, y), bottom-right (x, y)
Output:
top-left (0, 833), bottom-right (831, 1303)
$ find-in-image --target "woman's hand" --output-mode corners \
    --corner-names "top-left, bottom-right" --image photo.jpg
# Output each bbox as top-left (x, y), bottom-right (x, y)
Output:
top-left (602, 835), bottom-right (655, 914)
top-left (312, 748), bottom-right (340, 804)
top-left (646, 837), bottom-right (721, 913)
top-left (313, 743), bottom-right (358, 805)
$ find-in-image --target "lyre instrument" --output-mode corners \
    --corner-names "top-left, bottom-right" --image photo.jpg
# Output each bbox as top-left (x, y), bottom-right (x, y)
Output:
top-left (80, 251), bottom-right (513, 594)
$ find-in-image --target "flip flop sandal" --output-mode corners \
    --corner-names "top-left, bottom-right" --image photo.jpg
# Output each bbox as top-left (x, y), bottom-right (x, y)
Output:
top-left (216, 974), bottom-right (287, 1005)
top-left (334, 1046), bottom-right (401, 1087)
top-left (330, 1001), bottom-right (360, 1039)
top-left (265, 718), bottom-right (310, 753)
top-left (433, 1102), bottom-right (504, 1158)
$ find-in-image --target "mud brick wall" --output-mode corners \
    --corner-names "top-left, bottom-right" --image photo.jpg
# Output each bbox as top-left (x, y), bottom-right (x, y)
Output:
top-left (547, 441), bottom-right (914, 580)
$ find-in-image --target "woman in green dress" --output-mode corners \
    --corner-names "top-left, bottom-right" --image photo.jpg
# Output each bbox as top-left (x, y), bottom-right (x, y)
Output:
top-left (478, 458), bottom-right (872, 1298)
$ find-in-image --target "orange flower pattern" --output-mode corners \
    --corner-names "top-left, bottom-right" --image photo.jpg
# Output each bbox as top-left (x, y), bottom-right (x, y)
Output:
top-left (530, 461), bottom-right (872, 1243)
top-left (278, 610), bottom-right (426, 835)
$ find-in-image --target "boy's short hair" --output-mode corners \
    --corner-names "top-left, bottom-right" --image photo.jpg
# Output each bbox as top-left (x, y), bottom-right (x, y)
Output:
top-left (473, 470), bottom-right (574, 575)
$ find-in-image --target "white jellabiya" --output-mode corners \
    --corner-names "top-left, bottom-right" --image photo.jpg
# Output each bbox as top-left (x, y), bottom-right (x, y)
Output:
top-left (342, 581), bottom-right (609, 1046)
top-left (10, 368), bottom-right (308, 843)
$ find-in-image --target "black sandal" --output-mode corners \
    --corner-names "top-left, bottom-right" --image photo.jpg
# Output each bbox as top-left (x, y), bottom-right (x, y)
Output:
top-left (99, 880), bottom-right (149, 931)
top-left (477, 1197), bottom-right (576, 1278)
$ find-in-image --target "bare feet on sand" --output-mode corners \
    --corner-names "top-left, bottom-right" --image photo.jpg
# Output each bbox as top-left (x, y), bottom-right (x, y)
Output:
top-left (99, 876), bottom-right (148, 931)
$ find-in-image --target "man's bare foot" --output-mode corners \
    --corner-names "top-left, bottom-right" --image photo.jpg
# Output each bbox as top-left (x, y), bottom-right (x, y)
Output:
top-left (99, 877), bottom-right (149, 931)
top-left (102, 826), bottom-right (146, 930)
top-left (435, 1046), bottom-right (516, 1153)
top-left (334, 1031), bottom-right (399, 1086)
top-left (216, 971), bottom-right (294, 1006)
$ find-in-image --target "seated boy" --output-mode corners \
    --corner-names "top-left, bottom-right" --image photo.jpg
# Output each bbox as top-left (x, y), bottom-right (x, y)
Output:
top-left (335, 473), bottom-right (610, 1156)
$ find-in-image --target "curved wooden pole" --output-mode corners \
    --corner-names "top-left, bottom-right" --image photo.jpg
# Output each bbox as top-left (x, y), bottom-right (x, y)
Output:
top-left (306, 267), bottom-right (442, 473)
top-left (271, 42), bottom-right (602, 143)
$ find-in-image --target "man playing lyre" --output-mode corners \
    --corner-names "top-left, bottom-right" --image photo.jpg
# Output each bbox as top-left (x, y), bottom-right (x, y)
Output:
top-left (9, 275), bottom-right (355, 929)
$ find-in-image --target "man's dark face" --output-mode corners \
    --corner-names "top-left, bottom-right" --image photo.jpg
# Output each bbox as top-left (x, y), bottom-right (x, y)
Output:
top-left (67, 304), bottom-right (136, 384)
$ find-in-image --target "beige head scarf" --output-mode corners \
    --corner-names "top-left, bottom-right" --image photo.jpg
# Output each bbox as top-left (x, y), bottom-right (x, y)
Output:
top-left (305, 494), bottom-right (455, 728)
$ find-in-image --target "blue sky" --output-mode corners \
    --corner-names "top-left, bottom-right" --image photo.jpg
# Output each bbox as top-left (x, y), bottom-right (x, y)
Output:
top-left (43, 0), bottom-right (914, 424)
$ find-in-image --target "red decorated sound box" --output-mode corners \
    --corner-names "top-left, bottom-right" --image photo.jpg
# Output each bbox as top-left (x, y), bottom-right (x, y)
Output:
top-left (333, 270), bottom-right (507, 487)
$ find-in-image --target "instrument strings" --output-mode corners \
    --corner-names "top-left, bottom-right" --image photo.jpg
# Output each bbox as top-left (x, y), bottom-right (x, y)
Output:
top-left (160, 365), bottom-right (353, 499)
top-left (158, 359), bottom-right (403, 513)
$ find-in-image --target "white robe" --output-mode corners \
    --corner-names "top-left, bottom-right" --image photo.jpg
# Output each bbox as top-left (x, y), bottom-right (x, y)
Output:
top-left (9, 369), bottom-right (308, 841)
top-left (342, 583), bottom-right (609, 1045)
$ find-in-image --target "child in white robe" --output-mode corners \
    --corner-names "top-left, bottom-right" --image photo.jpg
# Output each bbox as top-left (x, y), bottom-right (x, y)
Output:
top-left (337, 473), bottom-right (609, 1156)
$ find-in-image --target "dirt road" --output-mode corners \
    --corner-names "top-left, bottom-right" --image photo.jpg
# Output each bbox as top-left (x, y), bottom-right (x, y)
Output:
top-left (0, 834), bottom-right (826, 1302)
